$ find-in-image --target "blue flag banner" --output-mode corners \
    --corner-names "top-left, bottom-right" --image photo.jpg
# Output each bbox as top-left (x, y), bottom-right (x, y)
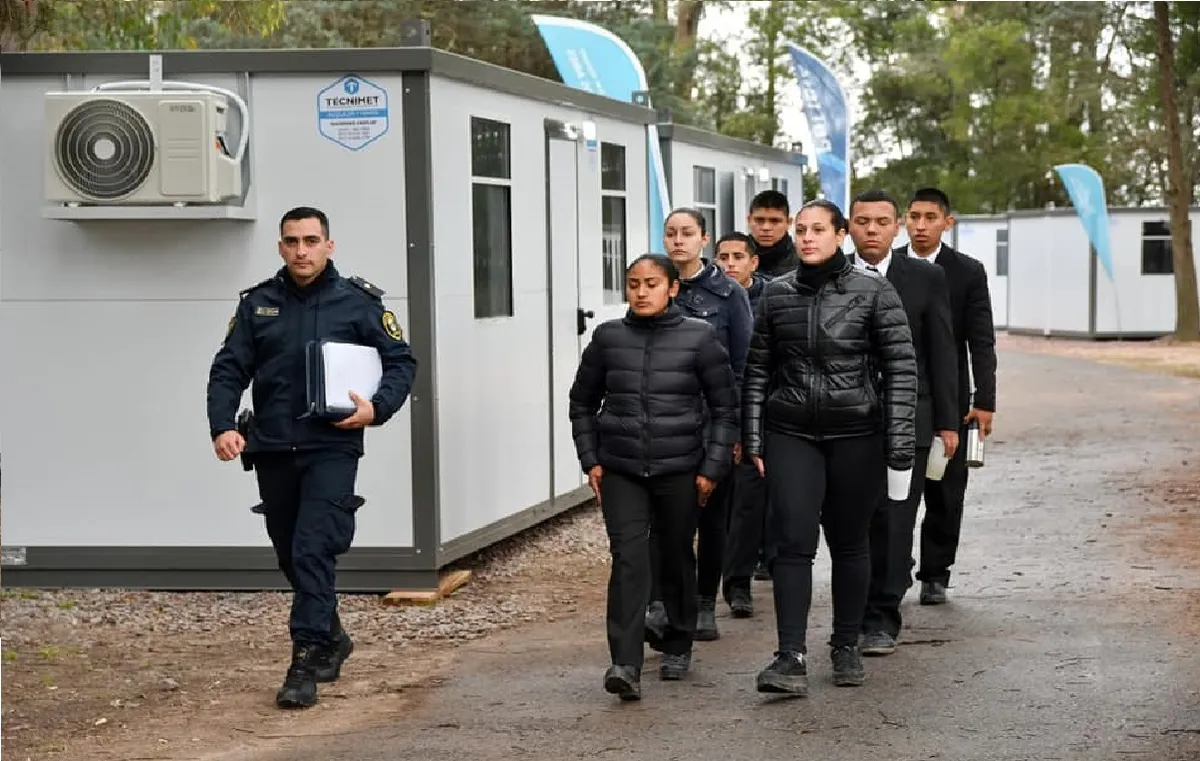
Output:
top-left (786, 43), bottom-right (850, 213)
top-left (1054, 163), bottom-right (1114, 281)
top-left (531, 14), bottom-right (670, 253)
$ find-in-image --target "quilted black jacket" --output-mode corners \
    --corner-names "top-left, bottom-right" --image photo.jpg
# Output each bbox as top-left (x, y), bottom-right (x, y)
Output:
top-left (569, 304), bottom-right (739, 481)
top-left (742, 255), bottom-right (918, 470)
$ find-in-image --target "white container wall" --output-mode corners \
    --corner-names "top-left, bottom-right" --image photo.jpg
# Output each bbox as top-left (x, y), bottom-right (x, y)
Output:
top-left (954, 215), bottom-right (1009, 328)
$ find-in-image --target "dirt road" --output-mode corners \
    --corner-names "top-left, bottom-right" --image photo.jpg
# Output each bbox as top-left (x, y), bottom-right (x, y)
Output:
top-left (253, 347), bottom-right (1200, 761)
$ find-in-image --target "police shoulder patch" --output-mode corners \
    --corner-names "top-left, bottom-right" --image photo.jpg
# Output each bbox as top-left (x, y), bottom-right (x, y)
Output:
top-left (381, 310), bottom-right (404, 341)
top-left (348, 275), bottom-right (386, 300)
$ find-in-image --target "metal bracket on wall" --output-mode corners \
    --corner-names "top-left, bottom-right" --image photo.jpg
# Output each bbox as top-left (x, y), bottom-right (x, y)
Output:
top-left (400, 19), bottom-right (433, 47)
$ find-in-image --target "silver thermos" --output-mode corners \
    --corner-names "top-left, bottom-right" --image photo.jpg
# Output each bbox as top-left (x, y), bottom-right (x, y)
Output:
top-left (965, 419), bottom-right (985, 468)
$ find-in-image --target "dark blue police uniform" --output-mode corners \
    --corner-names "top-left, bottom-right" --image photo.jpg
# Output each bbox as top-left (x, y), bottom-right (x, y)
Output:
top-left (206, 259), bottom-right (416, 705)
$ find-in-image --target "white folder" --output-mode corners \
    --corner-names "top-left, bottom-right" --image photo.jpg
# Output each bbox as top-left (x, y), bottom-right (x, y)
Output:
top-left (306, 340), bottom-right (382, 416)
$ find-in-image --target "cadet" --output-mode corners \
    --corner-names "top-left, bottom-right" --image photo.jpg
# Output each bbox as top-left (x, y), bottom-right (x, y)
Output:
top-left (206, 206), bottom-right (418, 709)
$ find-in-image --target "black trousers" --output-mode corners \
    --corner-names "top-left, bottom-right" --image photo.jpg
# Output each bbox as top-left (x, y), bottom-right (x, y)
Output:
top-left (919, 422), bottom-right (970, 585)
top-left (254, 449), bottom-right (361, 647)
top-left (863, 446), bottom-right (931, 637)
top-left (765, 431), bottom-right (885, 653)
top-left (647, 473), bottom-right (731, 602)
top-left (601, 470), bottom-right (700, 670)
top-left (723, 461), bottom-right (768, 595)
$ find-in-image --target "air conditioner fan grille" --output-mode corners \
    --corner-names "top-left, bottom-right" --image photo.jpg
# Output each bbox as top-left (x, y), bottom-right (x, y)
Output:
top-left (54, 98), bottom-right (155, 201)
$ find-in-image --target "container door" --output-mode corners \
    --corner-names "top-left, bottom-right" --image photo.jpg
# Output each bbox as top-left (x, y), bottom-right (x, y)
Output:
top-left (545, 119), bottom-right (585, 499)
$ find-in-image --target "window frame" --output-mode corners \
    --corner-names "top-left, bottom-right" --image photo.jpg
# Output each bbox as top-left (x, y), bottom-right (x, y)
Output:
top-left (693, 165), bottom-right (717, 257)
top-left (601, 141), bottom-right (629, 305)
top-left (1141, 220), bottom-right (1173, 276)
top-left (469, 116), bottom-right (515, 319)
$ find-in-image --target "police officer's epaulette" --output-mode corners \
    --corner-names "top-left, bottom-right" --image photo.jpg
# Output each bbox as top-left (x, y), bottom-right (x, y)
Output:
top-left (238, 277), bottom-right (275, 300)
top-left (347, 275), bottom-right (386, 300)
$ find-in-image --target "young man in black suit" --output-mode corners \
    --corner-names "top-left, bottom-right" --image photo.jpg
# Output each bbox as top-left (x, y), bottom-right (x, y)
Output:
top-left (902, 187), bottom-right (997, 606)
top-left (847, 189), bottom-right (960, 655)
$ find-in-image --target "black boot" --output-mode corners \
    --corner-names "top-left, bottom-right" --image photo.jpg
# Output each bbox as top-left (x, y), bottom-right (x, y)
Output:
top-left (695, 596), bottom-right (720, 641)
top-left (603, 665), bottom-right (641, 701)
top-left (644, 600), bottom-right (668, 653)
top-left (728, 585), bottom-right (753, 618)
top-left (831, 644), bottom-right (865, 687)
top-left (276, 645), bottom-right (319, 708)
top-left (311, 630), bottom-right (354, 683)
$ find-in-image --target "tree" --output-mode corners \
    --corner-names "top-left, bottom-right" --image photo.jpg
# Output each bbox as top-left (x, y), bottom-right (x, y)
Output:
top-left (1154, 1), bottom-right (1199, 341)
top-left (0, 0), bottom-right (50, 51)
top-left (18, 0), bottom-right (284, 51)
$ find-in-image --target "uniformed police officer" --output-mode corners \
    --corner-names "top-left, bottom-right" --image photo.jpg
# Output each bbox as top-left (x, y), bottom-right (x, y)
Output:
top-left (206, 206), bottom-right (417, 709)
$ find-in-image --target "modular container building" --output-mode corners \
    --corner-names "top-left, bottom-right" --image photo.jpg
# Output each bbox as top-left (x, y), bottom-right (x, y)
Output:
top-left (0, 40), bottom-right (806, 591)
top-left (1005, 207), bottom-right (1200, 338)
top-left (656, 121), bottom-right (805, 256)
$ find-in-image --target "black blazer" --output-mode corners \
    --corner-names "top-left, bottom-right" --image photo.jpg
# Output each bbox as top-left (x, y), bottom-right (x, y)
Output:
top-left (896, 244), bottom-right (997, 417)
top-left (852, 251), bottom-right (957, 444)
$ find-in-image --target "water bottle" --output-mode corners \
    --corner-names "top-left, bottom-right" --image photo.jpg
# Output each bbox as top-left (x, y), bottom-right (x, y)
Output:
top-left (965, 418), bottom-right (985, 468)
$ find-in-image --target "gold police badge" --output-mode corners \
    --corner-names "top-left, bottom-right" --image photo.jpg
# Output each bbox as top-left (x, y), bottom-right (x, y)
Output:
top-left (382, 310), bottom-right (404, 341)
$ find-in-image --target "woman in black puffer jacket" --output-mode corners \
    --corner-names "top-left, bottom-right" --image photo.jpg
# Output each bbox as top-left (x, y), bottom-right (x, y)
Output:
top-left (742, 199), bottom-right (917, 696)
top-left (569, 254), bottom-right (738, 701)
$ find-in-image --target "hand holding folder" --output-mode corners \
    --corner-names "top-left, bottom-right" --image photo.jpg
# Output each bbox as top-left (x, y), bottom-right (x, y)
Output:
top-left (306, 340), bottom-right (383, 424)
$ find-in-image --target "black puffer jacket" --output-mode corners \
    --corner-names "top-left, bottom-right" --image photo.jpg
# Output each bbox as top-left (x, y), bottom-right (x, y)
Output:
top-left (742, 251), bottom-right (918, 470)
top-left (569, 304), bottom-right (739, 481)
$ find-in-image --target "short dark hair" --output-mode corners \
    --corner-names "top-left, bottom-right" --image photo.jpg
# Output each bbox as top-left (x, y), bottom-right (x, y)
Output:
top-left (908, 188), bottom-right (951, 216)
top-left (280, 206), bottom-right (330, 238)
top-left (666, 207), bottom-right (707, 235)
top-left (851, 189), bottom-right (900, 217)
top-left (627, 253), bottom-right (680, 284)
top-left (715, 232), bottom-right (758, 256)
top-left (798, 199), bottom-right (849, 233)
top-left (749, 189), bottom-right (789, 216)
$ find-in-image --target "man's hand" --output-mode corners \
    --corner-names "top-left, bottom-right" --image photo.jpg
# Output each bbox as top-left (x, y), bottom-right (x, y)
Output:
top-left (333, 391), bottom-right (376, 430)
top-left (937, 429), bottom-right (960, 459)
top-left (696, 475), bottom-right (716, 506)
top-left (964, 408), bottom-right (995, 439)
top-left (214, 430), bottom-right (245, 462)
top-left (587, 465), bottom-right (603, 504)
top-left (733, 442), bottom-right (743, 465)
top-left (751, 456), bottom-right (765, 478)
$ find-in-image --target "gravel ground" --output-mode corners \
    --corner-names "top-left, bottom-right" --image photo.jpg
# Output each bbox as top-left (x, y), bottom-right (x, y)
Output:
top-left (1, 503), bottom-right (612, 760)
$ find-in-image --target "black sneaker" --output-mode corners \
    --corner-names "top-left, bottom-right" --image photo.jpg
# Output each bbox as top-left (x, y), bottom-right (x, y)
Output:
top-left (311, 630), bottom-right (354, 683)
top-left (859, 631), bottom-right (896, 657)
top-left (275, 646), bottom-right (319, 708)
top-left (660, 651), bottom-right (691, 681)
top-left (728, 586), bottom-right (753, 619)
top-left (695, 596), bottom-right (720, 641)
top-left (644, 601), bottom-right (668, 653)
top-left (756, 651), bottom-right (807, 695)
top-left (831, 644), bottom-right (865, 687)
top-left (603, 665), bottom-right (641, 701)
top-left (753, 561), bottom-right (772, 582)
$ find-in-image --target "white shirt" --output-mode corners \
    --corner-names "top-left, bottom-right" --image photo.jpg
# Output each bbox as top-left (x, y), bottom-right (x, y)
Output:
top-left (853, 250), bottom-right (893, 278)
top-left (909, 241), bottom-right (943, 264)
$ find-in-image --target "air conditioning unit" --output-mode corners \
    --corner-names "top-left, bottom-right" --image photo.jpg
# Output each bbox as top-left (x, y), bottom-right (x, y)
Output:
top-left (43, 90), bottom-right (244, 206)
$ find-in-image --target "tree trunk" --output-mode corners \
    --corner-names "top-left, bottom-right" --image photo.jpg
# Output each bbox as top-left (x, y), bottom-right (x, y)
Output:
top-left (0, 0), bottom-right (43, 51)
top-left (1155, 1), bottom-right (1200, 341)
top-left (672, 0), bottom-right (703, 99)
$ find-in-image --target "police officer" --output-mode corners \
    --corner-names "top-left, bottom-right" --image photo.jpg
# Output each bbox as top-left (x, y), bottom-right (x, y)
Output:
top-left (207, 206), bottom-right (417, 709)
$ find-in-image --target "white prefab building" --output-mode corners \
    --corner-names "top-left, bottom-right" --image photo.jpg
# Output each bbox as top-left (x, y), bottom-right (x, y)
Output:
top-left (1006, 207), bottom-right (1200, 338)
top-left (952, 214), bottom-right (1010, 329)
top-left (656, 122), bottom-right (805, 254)
top-left (0, 44), bottom-right (803, 591)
